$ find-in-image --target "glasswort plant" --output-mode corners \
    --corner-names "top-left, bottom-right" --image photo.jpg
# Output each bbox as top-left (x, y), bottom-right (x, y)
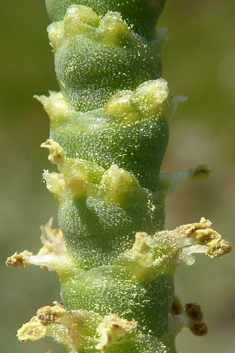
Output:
top-left (7, 1), bottom-right (232, 352)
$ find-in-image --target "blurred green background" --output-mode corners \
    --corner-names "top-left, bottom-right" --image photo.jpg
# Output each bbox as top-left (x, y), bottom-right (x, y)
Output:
top-left (1, 1), bottom-right (234, 352)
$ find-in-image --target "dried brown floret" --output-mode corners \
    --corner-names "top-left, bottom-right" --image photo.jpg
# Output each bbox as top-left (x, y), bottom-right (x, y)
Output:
top-left (169, 295), bottom-right (184, 316)
top-left (185, 217), bottom-right (212, 238)
top-left (185, 303), bottom-right (204, 323)
top-left (37, 302), bottom-right (66, 326)
top-left (190, 322), bottom-right (208, 336)
top-left (206, 239), bottom-right (232, 258)
top-left (6, 251), bottom-right (32, 268)
top-left (17, 302), bottom-right (100, 350)
top-left (193, 228), bottom-right (221, 246)
top-left (17, 317), bottom-right (46, 342)
top-left (190, 165), bottom-right (211, 180)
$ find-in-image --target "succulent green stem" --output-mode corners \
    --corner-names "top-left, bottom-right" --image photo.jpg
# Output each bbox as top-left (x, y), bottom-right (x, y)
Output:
top-left (6, 1), bottom-right (231, 353)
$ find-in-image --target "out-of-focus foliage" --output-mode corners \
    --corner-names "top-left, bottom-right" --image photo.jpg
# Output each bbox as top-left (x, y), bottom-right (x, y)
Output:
top-left (1, 1), bottom-right (234, 352)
